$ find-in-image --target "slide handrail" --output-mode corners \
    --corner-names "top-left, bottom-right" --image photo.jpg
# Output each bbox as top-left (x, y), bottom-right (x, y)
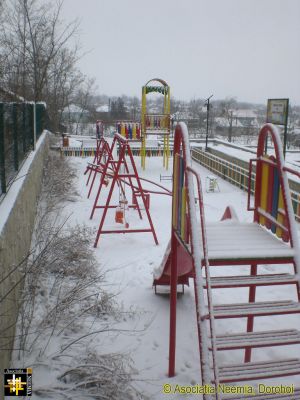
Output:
top-left (186, 165), bottom-right (220, 393)
top-left (171, 122), bottom-right (219, 396)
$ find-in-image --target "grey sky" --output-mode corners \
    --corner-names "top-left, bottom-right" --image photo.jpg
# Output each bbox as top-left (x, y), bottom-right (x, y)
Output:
top-left (61, 0), bottom-right (300, 105)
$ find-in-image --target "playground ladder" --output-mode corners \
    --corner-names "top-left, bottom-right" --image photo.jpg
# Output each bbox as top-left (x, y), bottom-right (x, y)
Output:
top-left (167, 123), bottom-right (300, 400)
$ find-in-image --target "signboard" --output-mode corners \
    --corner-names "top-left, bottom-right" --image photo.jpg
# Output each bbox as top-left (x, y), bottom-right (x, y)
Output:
top-left (266, 98), bottom-right (289, 125)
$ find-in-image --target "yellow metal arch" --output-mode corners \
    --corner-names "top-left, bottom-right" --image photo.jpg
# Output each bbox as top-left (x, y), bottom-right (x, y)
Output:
top-left (141, 78), bottom-right (171, 170)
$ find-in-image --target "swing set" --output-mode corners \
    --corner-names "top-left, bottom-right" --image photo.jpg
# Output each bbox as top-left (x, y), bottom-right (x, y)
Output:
top-left (89, 133), bottom-right (171, 247)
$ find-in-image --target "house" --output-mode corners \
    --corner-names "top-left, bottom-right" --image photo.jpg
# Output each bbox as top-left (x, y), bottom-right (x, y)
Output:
top-left (62, 104), bottom-right (90, 123)
top-left (232, 109), bottom-right (259, 128)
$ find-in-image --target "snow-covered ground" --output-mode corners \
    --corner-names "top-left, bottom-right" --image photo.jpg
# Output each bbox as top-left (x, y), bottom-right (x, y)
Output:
top-left (60, 152), bottom-right (300, 399)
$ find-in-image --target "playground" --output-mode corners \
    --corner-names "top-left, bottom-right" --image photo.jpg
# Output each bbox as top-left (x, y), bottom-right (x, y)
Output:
top-left (56, 120), bottom-right (300, 399)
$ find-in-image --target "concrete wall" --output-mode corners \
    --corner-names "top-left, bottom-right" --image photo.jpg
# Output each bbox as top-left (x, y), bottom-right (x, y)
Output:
top-left (0, 133), bottom-right (48, 376)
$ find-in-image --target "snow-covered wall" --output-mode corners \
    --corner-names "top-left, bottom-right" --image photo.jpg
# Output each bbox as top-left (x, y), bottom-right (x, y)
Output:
top-left (0, 132), bottom-right (49, 374)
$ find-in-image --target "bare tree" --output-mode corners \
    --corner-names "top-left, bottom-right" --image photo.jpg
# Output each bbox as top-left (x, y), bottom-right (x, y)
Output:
top-left (72, 77), bottom-right (96, 134)
top-left (220, 97), bottom-right (237, 142)
top-left (0, 0), bottom-right (88, 131)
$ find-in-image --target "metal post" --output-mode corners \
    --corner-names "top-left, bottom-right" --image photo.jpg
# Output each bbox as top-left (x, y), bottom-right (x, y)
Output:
top-left (13, 103), bottom-right (19, 171)
top-left (205, 95), bottom-right (213, 151)
top-left (283, 99), bottom-right (289, 159)
top-left (229, 110), bottom-right (233, 143)
top-left (33, 102), bottom-right (37, 150)
top-left (0, 103), bottom-right (6, 194)
top-left (22, 103), bottom-right (26, 154)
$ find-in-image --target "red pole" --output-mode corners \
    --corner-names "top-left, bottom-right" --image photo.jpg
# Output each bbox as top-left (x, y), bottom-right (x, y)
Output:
top-left (94, 144), bottom-right (126, 247)
top-left (168, 231), bottom-right (178, 376)
top-left (244, 263), bottom-right (257, 362)
top-left (168, 125), bottom-right (182, 376)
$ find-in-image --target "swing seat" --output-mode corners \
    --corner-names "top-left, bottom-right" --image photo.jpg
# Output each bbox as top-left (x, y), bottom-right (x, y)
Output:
top-left (103, 178), bottom-right (109, 187)
top-left (115, 208), bottom-right (124, 224)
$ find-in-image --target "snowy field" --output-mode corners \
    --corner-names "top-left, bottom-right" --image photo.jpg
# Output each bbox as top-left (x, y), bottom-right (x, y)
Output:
top-left (55, 151), bottom-right (300, 399)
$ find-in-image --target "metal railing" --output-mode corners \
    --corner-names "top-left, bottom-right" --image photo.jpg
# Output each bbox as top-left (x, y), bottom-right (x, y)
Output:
top-left (0, 102), bottom-right (46, 197)
top-left (192, 147), bottom-right (300, 222)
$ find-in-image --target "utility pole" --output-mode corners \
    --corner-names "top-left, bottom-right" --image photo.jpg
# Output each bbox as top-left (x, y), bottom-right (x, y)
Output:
top-left (228, 110), bottom-right (233, 143)
top-left (205, 94), bottom-right (213, 151)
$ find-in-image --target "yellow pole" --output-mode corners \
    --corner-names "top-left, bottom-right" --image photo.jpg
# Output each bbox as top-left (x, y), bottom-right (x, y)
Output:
top-left (163, 135), bottom-right (166, 168)
top-left (141, 86), bottom-right (147, 169)
top-left (166, 134), bottom-right (169, 170)
top-left (164, 86), bottom-right (171, 170)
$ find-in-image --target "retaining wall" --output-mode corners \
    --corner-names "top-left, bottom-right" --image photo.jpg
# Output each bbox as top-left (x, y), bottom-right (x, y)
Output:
top-left (0, 132), bottom-right (49, 376)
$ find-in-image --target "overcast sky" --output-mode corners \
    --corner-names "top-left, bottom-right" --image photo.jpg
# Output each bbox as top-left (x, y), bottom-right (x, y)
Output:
top-left (61, 0), bottom-right (300, 105)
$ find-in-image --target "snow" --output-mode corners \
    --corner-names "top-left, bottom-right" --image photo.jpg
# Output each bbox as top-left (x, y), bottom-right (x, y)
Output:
top-left (96, 104), bottom-right (109, 112)
top-left (57, 147), bottom-right (300, 397)
top-left (63, 104), bottom-right (89, 113)
top-left (215, 117), bottom-right (244, 128)
top-left (10, 128), bottom-right (300, 398)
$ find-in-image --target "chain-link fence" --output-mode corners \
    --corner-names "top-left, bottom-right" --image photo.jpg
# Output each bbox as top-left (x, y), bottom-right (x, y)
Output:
top-left (0, 102), bottom-right (46, 196)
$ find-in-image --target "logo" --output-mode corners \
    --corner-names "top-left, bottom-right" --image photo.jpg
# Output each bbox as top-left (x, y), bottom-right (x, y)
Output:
top-left (4, 368), bottom-right (32, 397)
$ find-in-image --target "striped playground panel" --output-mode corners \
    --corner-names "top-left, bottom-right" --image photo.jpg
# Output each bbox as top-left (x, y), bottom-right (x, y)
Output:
top-left (116, 121), bottom-right (141, 139)
top-left (61, 146), bottom-right (174, 158)
top-left (172, 153), bottom-right (188, 243)
top-left (60, 147), bottom-right (96, 157)
top-left (192, 148), bottom-right (300, 224)
top-left (255, 155), bottom-right (289, 241)
top-left (144, 114), bottom-right (170, 130)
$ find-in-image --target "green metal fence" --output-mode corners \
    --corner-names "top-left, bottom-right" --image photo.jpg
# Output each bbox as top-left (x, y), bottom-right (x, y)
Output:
top-left (0, 102), bottom-right (46, 196)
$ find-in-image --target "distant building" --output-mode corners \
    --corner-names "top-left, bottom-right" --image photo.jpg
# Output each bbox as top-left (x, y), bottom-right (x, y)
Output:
top-left (62, 104), bottom-right (90, 123)
top-left (215, 109), bottom-right (259, 137)
top-left (95, 104), bottom-right (110, 121)
top-left (96, 104), bottom-right (109, 113)
top-left (232, 109), bottom-right (259, 128)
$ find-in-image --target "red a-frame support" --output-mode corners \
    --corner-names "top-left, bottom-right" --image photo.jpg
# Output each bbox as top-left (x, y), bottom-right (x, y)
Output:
top-left (92, 133), bottom-right (159, 248)
top-left (84, 138), bottom-right (112, 199)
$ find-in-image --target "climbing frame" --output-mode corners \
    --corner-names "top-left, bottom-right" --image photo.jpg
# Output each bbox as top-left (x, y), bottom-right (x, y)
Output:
top-left (155, 122), bottom-right (300, 398)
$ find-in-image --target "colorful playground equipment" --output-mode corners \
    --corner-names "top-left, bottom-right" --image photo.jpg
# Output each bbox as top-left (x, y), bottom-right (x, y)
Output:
top-left (89, 133), bottom-right (168, 248)
top-left (154, 122), bottom-right (300, 398)
top-left (141, 78), bottom-right (171, 170)
top-left (116, 121), bottom-right (141, 140)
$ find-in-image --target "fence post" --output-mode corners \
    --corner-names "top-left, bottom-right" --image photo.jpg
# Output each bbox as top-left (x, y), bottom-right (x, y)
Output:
top-left (22, 103), bottom-right (26, 154)
top-left (28, 103), bottom-right (34, 148)
top-left (13, 103), bottom-right (19, 171)
top-left (33, 102), bottom-right (36, 150)
top-left (0, 103), bottom-right (6, 194)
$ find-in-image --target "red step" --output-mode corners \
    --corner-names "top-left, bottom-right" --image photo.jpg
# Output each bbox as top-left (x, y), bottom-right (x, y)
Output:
top-left (206, 273), bottom-right (297, 288)
top-left (210, 329), bottom-right (300, 350)
top-left (204, 300), bottom-right (300, 319)
top-left (223, 386), bottom-right (300, 400)
top-left (216, 358), bottom-right (300, 383)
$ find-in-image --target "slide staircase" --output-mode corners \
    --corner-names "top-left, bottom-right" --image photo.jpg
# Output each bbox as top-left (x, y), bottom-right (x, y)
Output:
top-left (156, 122), bottom-right (300, 399)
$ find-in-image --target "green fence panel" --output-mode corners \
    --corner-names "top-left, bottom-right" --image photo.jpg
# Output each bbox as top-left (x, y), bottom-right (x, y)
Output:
top-left (0, 103), bottom-right (6, 194)
top-left (0, 102), bottom-right (46, 199)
